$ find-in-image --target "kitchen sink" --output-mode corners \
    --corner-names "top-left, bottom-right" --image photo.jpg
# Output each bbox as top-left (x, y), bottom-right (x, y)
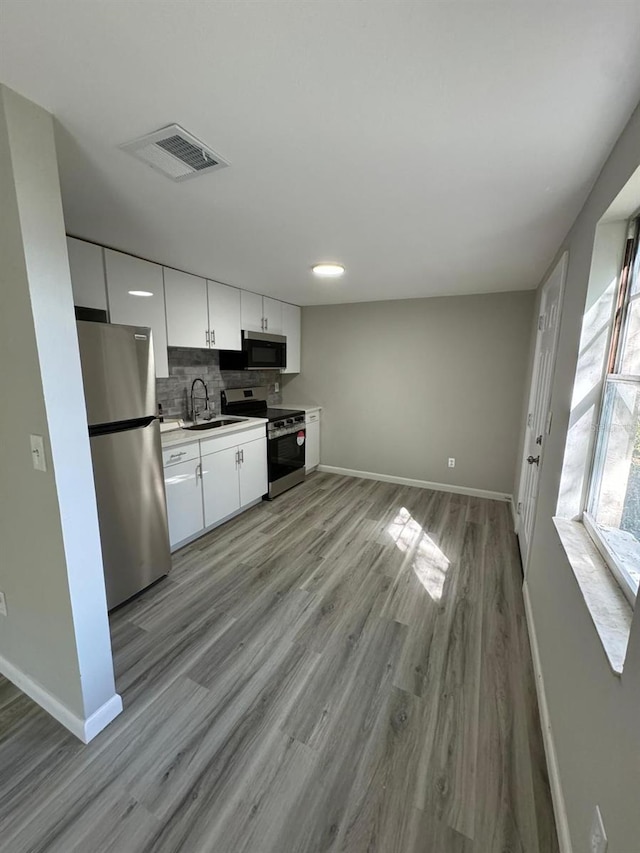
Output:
top-left (183, 419), bottom-right (243, 431)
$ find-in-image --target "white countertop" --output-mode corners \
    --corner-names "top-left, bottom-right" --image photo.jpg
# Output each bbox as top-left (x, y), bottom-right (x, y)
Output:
top-left (160, 416), bottom-right (268, 449)
top-left (271, 403), bottom-right (322, 413)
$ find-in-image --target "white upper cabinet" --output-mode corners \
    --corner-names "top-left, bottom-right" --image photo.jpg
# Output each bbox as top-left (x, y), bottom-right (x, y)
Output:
top-left (164, 268), bottom-right (208, 349)
top-left (164, 271), bottom-right (241, 351)
top-left (207, 281), bottom-right (241, 351)
top-left (263, 297), bottom-right (282, 334)
top-left (281, 303), bottom-right (301, 373)
top-left (104, 249), bottom-right (169, 377)
top-left (240, 290), bottom-right (264, 332)
top-left (66, 237), bottom-right (107, 311)
top-left (241, 292), bottom-right (285, 334)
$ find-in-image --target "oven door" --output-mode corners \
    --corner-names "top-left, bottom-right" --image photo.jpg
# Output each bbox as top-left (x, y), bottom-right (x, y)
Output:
top-left (245, 332), bottom-right (286, 369)
top-left (267, 427), bottom-right (305, 498)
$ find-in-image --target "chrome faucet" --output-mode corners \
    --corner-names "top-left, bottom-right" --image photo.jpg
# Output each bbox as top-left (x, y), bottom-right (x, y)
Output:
top-left (190, 378), bottom-right (209, 423)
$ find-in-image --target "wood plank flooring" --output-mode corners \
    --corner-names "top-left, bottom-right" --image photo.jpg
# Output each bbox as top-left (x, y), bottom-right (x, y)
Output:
top-left (0, 473), bottom-right (559, 852)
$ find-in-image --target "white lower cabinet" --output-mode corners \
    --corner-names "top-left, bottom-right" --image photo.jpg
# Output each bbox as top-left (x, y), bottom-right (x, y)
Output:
top-left (305, 409), bottom-right (321, 471)
top-left (164, 427), bottom-right (268, 548)
top-left (202, 435), bottom-right (267, 528)
top-left (239, 436), bottom-right (269, 505)
top-left (163, 446), bottom-right (204, 548)
top-left (202, 445), bottom-right (241, 528)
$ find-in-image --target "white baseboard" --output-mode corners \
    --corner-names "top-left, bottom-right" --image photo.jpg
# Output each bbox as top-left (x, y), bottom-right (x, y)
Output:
top-left (0, 652), bottom-right (122, 744)
top-left (81, 694), bottom-right (123, 743)
top-left (522, 582), bottom-right (573, 853)
top-left (317, 465), bottom-right (512, 503)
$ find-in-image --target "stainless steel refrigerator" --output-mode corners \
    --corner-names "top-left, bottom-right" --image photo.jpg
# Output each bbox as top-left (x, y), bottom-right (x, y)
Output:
top-left (76, 320), bottom-right (171, 610)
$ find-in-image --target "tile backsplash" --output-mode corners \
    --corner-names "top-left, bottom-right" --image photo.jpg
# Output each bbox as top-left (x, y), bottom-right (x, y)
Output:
top-left (156, 347), bottom-right (282, 420)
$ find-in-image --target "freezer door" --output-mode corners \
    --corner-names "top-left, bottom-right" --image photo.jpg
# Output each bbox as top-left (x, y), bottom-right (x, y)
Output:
top-left (77, 321), bottom-right (156, 425)
top-left (90, 420), bottom-right (171, 609)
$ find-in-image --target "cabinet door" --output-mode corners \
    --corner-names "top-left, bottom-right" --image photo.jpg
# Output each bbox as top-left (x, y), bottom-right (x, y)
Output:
top-left (202, 445), bottom-right (241, 527)
top-left (305, 419), bottom-right (320, 470)
top-left (263, 297), bottom-right (283, 334)
top-left (238, 436), bottom-right (268, 506)
top-left (67, 237), bottom-right (107, 311)
top-left (208, 280), bottom-right (241, 350)
top-left (165, 268), bottom-right (208, 349)
top-left (240, 290), bottom-right (264, 332)
top-left (105, 250), bottom-right (169, 377)
top-left (164, 457), bottom-right (204, 549)
top-left (281, 303), bottom-right (301, 373)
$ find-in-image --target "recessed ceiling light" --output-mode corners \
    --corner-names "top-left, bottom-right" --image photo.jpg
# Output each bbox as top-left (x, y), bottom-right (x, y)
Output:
top-left (312, 263), bottom-right (345, 278)
top-left (128, 290), bottom-right (154, 297)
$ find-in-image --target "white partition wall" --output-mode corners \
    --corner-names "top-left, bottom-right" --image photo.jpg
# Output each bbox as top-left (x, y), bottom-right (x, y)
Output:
top-left (0, 84), bottom-right (121, 742)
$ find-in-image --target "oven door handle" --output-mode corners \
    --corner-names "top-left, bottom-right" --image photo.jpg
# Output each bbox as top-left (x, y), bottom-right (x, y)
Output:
top-left (268, 427), bottom-right (305, 439)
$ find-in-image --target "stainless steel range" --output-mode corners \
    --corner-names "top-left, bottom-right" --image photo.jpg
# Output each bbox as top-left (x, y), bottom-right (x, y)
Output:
top-left (221, 387), bottom-right (305, 499)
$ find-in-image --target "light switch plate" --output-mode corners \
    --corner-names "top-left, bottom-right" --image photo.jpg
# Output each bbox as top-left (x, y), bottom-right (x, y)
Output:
top-left (590, 806), bottom-right (607, 853)
top-left (30, 434), bottom-right (47, 472)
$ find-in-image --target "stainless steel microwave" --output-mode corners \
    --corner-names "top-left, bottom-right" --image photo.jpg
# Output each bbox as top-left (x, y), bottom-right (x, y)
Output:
top-left (219, 330), bottom-right (287, 370)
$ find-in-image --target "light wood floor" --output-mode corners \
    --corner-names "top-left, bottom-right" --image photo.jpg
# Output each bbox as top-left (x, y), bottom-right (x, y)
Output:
top-left (0, 473), bottom-right (558, 852)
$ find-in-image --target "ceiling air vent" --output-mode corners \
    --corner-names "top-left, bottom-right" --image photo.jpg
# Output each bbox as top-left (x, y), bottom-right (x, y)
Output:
top-left (119, 124), bottom-right (229, 182)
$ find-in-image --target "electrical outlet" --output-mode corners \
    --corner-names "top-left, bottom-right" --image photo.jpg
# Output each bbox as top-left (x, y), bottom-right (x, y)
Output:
top-left (274, 381), bottom-right (280, 393)
top-left (448, 458), bottom-right (455, 468)
top-left (0, 591), bottom-right (7, 617)
top-left (590, 806), bottom-right (607, 853)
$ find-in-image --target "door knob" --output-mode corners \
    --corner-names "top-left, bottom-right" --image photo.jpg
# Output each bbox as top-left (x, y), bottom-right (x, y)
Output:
top-left (527, 455), bottom-right (540, 466)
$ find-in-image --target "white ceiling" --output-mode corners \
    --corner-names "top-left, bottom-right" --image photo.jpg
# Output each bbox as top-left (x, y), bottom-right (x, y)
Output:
top-left (2, 1), bottom-right (640, 306)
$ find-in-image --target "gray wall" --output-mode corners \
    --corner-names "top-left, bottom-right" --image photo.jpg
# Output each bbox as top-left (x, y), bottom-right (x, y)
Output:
top-left (521, 100), bottom-right (640, 851)
top-left (0, 85), bottom-right (118, 735)
top-left (283, 291), bottom-right (534, 496)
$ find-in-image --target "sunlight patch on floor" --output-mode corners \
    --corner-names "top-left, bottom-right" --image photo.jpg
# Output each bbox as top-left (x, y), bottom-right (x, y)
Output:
top-left (387, 507), bottom-right (450, 600)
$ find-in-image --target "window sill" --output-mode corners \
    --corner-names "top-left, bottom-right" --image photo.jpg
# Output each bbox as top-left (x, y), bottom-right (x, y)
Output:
top-left (552, 517), bottom-right (632, 675)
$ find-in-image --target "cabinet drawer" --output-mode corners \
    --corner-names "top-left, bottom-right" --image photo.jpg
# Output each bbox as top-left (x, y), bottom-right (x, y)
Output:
top-left (200, 424), bottom-right (266, 456)
top-left (162, 442), bottom-right (200, 467)
top-left (306, 410), bottom-right (320, 423)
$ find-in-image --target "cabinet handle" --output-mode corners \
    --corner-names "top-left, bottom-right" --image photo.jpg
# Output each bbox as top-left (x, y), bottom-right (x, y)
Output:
top-left (235, 450), bottom-right (239, 467)
top-left (211, 328), bottom-right (216, 346)
top-left (196, 462), bottom-right (202, 482)
top-left (264, 317), bottom-right (268, 331)
top-left (240, 448), bottom-right (244, 464)
top-left (169, 451), bottom-right (186, 460)
top-left (205, 330), bottom-right (210, 346)
top-left (260, 317), bottom-right (264, 331)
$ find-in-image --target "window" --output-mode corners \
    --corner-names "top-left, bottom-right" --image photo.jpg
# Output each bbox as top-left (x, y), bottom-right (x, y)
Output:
top-left (585, 216), bottom-right (640, 605)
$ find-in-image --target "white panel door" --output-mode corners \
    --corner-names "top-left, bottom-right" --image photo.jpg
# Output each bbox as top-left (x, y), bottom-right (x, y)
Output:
top-left (238, 436), bottom-right (268, 506)
top-left (202, 446), bottom-right (241, 527)
top-left (207, 280), bottom-right (241, 350)
top-left (263, 297), bottom-right (283, 334)
top-left (281, 303), bottom-right (301, 373)
top-left (516, 252), bottom-right (567, 569)
top-left (66, 237), bottom-right (107, 311)
top-left (104, 250), bottom-right (169, 377)
top-left (164, 457), bottom-right (204, 549)
top-left (305, 418), bottom-right (320, 471)
top-left (164, 268), bottom-right (208, 349)
top-left (240, 290), bottom-right (264, 332)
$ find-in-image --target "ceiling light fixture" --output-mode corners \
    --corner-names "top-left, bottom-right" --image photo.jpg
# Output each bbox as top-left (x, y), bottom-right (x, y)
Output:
top-left (128, 290), bottom-right (154, 297)
top-left (312, 263), bottom-right (345, 278)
